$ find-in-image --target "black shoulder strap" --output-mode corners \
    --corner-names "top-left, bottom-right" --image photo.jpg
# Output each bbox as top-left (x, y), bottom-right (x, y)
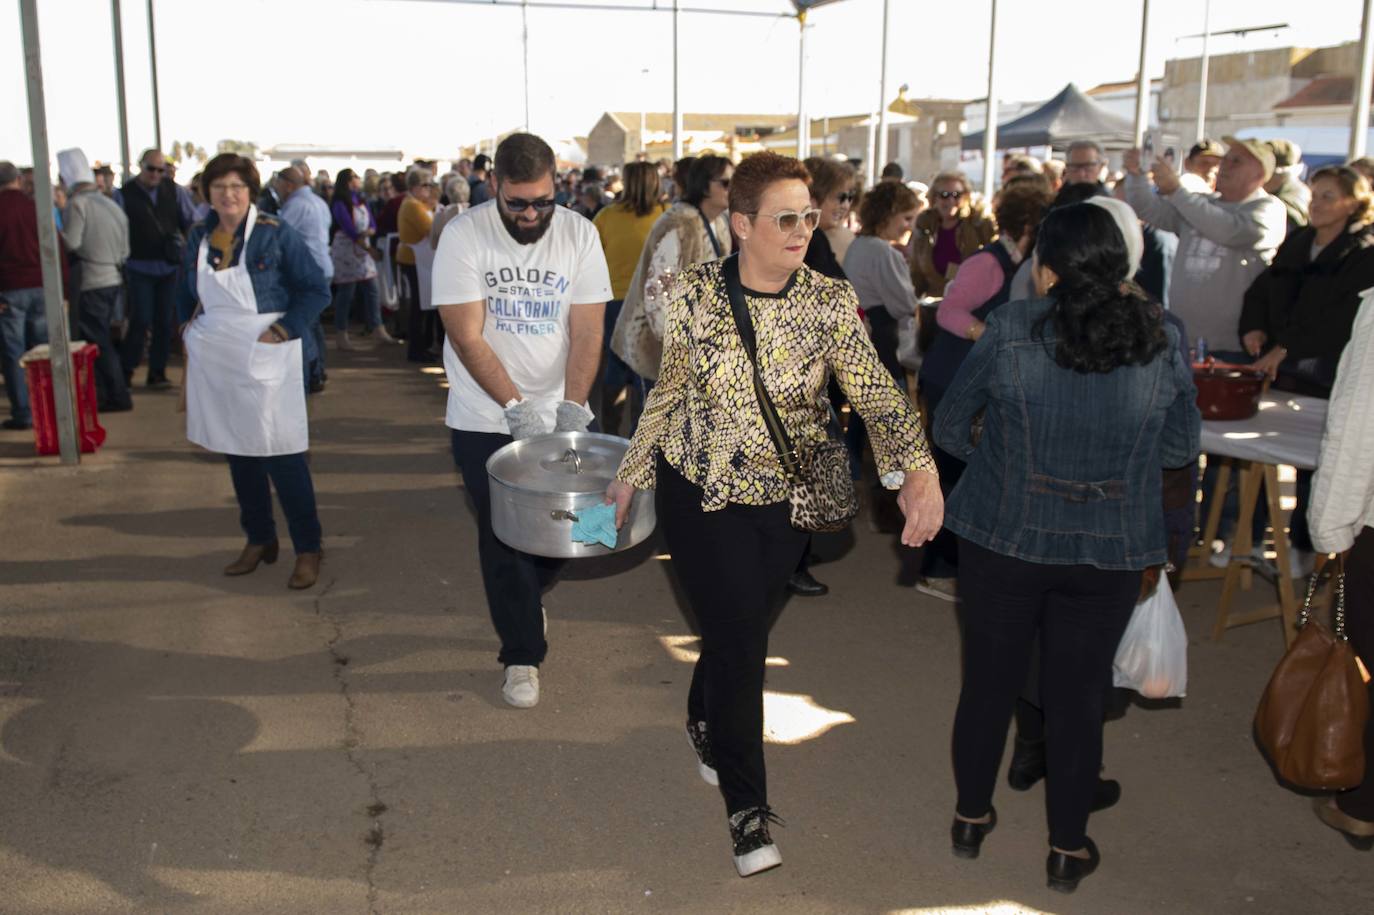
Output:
top-left (721, 254), bottom-right (799, 480)
top-left (698, 206), bottom-right (724, 258)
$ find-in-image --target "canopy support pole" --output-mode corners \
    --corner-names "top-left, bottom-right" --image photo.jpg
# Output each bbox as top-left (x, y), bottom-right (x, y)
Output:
top-left (1133, 0), bottom-right (1151, 147)
top-left (980, 0), bottom-right (999, 197)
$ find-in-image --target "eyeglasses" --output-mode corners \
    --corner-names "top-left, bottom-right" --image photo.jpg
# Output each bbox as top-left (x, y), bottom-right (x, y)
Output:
top-left (935, 190), bottom-right (964, 200)
top-left (501, 194), bottom-right (558, 214)
top-left (143, 165), bottom-right (166, 174)
top-left (209, 182), bottom-right (249, 195)
top-left (751, 207), bottom-right (821, 234)
top-left (1067, 160), bottom-right (1103, 172)
top-left (836, 191), bottom-right (857, 204)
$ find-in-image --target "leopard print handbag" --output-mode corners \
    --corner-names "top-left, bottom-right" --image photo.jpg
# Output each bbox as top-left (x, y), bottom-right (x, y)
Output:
top-left (723, 255), bottom-right (858, 533)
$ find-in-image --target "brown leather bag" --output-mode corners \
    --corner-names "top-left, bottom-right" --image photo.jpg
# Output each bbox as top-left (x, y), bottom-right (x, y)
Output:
top-left (1255, 557), bottom-right (1370, 790)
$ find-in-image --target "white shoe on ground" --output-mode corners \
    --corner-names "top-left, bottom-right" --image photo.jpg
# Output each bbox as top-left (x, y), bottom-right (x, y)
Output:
top-left (915, 577), bottom-right (959, 603)
top-left (729, 807), bottom-right (782, 877)
top-left (502, 665), bottom-right (539, 708)
top-left (337, 331), bottom-right (357, 351)
top-left (372, 325), bottom-right (396, 344)
top-left (1207, 543), bottom-right (1265, 569)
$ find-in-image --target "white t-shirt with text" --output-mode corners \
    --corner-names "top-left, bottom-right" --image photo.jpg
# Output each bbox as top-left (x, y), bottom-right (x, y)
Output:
top-left (432, 201), bottom-right (612, 433)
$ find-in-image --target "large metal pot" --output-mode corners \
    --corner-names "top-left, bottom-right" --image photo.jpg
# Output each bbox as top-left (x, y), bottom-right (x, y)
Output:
top-left (486, 431), bottom-right (656, 558)
top-left (1193, 360), bottom-right (1267, 421)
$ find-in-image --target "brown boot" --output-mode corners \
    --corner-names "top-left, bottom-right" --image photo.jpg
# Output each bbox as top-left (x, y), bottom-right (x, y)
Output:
top-left (224, 540), bottom-right (279, 576)
top-left (288, 551), bottom-right (323, 590)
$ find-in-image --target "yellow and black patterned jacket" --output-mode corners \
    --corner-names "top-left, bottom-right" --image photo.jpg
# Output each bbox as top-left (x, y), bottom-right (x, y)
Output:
top-left (617, 258), bottom-right (936, 511)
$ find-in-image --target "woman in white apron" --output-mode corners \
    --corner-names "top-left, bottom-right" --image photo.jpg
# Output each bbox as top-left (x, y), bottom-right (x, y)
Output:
top-left (176, 154), bottom-right (332, 589)
top-left (328, 168), bottom-right (390, 350)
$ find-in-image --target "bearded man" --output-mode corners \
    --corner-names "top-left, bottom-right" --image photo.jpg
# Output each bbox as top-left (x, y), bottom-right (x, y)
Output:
top-left (432, 132), bottom-right (612, 709)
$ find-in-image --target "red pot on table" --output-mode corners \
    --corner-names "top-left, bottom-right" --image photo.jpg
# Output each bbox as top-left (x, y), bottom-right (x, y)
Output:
top-left (1192, 359), bottom-right (1266, 421)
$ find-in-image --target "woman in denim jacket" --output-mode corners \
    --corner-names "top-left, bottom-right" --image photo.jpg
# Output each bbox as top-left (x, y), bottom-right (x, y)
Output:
top-left (934, 203), bottom-right (1200, 893)
top-left (176, 154), bottom-right (331, 589)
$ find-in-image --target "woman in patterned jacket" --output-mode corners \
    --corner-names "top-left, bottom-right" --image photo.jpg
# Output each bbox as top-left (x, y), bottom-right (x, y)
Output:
top-left (605, 152), bottom-right (943, 878)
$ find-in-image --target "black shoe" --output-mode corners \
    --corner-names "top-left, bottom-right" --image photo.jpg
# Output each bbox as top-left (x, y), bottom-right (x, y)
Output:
top-left (787, 569), bottom-right (829, 597)
top-left (685, 719), bottom-right (719, 786)
top-left (1047, 837), bottom-right (1101, 893)
top-left (951, 807), bottom-right (997, 859)
top-left (99, 400), bottom-right (134, 413)
top-left (2, 417), bottom-right (32, 431)
top-left (1007, 737), bottom-right (1046, 791)
top-left (309, 378), bottom-right (326, 394)
top-left (1314, 798), bottom-right (1374, 851)
top-left (729, 806), bottom-right (783, 877)
top-left (146, 373), bottom-right (172, 389)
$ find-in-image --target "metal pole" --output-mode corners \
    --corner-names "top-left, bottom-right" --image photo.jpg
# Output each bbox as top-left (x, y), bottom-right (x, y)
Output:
top-left (875, 0), bottom-right (892, 176)
top-left (521, 0), bottom-right (531, 131)
top-left (1196, 0), bottom-right (1211, 144)
top-left (672, 0), bottom-right (683, 159)
top-left (19, 0), bottom-right (80, 465)
top-left (981, 0), bottom-right (1000, 197)
top-left (1352, 0), bottom-right (1374, 160)
top-left (147, 0), bottom-right (162, 151)
top-left (111, 0), bottom-right (132, 182)
top-left (796, 13), bottom-right (809, 159)
top-left (866, 112), bottom-right (877, 185)
top-left (1133, 0), bottom-right (1151, 147)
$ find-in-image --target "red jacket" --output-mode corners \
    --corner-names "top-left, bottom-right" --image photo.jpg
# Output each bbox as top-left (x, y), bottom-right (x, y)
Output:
top-left (0, 187), bottom-right (67, 292)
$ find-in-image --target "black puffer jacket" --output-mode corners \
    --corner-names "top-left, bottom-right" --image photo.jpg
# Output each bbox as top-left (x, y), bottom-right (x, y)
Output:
top-left (1239, 221), bottom-right (1374, 386)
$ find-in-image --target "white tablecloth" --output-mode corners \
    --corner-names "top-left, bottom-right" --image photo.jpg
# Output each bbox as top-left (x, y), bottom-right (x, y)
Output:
top-left (1199, 394), bottom-right (1327, 470)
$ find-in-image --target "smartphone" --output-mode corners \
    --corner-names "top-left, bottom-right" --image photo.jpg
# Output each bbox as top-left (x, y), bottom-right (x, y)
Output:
top-left (1142, 139), bottom-right (1154, 161)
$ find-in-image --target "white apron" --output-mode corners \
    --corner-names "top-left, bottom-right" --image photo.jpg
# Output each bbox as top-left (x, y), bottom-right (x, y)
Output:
top-left (185, 207), bottom-right (308, 456)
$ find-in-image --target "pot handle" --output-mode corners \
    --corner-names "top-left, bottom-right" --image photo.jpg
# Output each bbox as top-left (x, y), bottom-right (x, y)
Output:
top-left (551, 509), bottom-right (580, 522)
top-left (561, 448), bottom-right (583, 474)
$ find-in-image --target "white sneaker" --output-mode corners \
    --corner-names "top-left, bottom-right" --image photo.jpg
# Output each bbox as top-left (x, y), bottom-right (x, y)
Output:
top-left (502, 665), bottom-right (539, 708)
top-left (915, 577), bottom-right (959, 603)
top-left (337, 331), bottom-right (357, 351)
top-left (1207, 543), bottom-right (1266, 569)
top-left (372, 325), bottom-right (397, 344)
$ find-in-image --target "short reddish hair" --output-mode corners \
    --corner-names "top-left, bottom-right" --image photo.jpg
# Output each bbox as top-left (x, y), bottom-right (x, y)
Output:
top-left (200, 153), bottom-right (261, 202)
top-left (729, 152), bottom-right (810, 218)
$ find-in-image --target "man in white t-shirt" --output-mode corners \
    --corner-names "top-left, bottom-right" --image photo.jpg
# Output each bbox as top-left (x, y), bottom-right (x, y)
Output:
top-left (433, 132), bottom-right (612, 709)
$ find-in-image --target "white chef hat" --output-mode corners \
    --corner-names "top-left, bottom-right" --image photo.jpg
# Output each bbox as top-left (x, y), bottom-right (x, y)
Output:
top-left (57, 148), bottom-right (94, 188)
top-left (1085, 196), bottom-right (1144, 279)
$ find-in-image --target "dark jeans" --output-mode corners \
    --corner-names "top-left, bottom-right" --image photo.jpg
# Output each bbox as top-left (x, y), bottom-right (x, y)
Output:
top-left (76, 286), bottom-right (131, 409)
top-left (593, 299), bottom-right (639, 437)
top-left (121, 269), bottom-right (176, 379)
top-left (333, 278), bottom-right (382, 333)
top-left (400, 263), bottom-right (439, 362)
top-left (918, 379), bottom-right (965, 579)
top-left (952, 537), bottom-right (1139, 850)
top-left (657, 454), bottom-right (808, 814)
top-left (226, 453), bottom-right (322, 554)
top-left (451, 429), bottom-right (563, 667)
top-left (0, 287), bottom-right (49, 423)
top-left (1339, 526), bottom-right (1374, 821)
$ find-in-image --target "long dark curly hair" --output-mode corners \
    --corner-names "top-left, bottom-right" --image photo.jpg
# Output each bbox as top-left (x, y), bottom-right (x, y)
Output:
top-left (1032, 203), bottom-right (1166, 374)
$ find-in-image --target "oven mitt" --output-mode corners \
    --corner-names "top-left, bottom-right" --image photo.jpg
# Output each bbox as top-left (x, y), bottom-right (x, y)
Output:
top-left (570, 502), bottom-right (619, 549)
top-left (504, 399), bottom-right (549, 440)
top-left (555, 400), bottom-right (595, 433)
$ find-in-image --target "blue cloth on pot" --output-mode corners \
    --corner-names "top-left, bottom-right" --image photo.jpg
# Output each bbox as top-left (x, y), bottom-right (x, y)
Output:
top-left (570, 502), bottom-right (619, 549)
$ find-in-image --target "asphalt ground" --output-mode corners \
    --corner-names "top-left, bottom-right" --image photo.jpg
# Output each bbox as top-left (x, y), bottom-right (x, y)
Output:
top-left (0, 337), bottom-right (1368, 915)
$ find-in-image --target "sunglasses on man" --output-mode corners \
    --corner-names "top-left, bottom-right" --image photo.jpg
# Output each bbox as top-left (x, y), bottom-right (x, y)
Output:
top-left (934, 190), bottom-right (964, 200)
top-left (501, 194), bottom-right (558, 214)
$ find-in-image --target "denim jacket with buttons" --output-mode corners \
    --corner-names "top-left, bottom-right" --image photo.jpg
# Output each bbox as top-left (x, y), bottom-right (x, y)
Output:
top-left (933, 296), bottom-right (1201, 570)
top-left (175, 209), bottom-right (331, 365)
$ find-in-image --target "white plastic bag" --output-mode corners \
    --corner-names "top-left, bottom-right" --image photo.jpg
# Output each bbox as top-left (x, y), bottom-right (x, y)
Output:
top-left (1113, 583), bottom-right (1188, 698)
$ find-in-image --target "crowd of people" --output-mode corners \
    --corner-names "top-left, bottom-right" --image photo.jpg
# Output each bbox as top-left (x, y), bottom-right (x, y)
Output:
top-left (1, 125), bottom-right (1372, 889)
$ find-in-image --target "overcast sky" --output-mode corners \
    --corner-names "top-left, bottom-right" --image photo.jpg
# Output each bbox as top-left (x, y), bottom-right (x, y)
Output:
top-left (1, 0), bottom-right (1364, 167)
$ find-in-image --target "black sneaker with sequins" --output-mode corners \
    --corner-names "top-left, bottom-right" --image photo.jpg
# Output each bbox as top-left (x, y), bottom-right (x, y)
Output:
top-left (728, 806), bottom-right (783, 877)
top-left (685, 719), bottom-right (719, 786)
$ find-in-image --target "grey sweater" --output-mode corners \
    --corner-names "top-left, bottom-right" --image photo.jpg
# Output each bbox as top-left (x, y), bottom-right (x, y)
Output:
top-left (1125, 175), bottom-right (1285, 351)
top-left (62, 187), bottom-right (129, 291)
top-left (842, 235), bottom-right (917, 319)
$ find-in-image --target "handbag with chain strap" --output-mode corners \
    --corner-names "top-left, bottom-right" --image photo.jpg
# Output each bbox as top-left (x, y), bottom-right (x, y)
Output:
top-left (1255, 555), bottom-right (1369, 790)
top-left (722, 255), bottom-right (858, 533)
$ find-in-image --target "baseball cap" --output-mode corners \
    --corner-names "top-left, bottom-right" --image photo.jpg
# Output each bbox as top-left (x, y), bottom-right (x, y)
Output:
top-left (1188, 139), bottom-right (1225, 159)
top-left (1266, 139), bottom-right (1302, 168)
top-left (1222, 136), bottom-right (1276, 182)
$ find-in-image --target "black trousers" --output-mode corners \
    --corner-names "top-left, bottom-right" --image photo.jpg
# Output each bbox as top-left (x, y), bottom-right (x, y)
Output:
top-left (76, 285), bottom-right (131, 409)
top-left (952, 537), bottom-right (1139, 850)
top-left (451, 429), bottom-right (562, 667)
top-left (656, 455), bottom-right (808, 814)
top-left (1339, 526), bottom-right (1374, 821)
top-left (917, 379), bottom-right (965, 579)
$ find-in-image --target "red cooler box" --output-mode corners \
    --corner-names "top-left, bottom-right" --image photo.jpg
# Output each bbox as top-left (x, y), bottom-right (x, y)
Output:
top-left (19, 342), bottom-right (106, 456)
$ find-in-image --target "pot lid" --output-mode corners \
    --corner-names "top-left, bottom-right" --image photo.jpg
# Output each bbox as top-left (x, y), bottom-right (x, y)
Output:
top-left (486, 431), bottom-right (630, 495)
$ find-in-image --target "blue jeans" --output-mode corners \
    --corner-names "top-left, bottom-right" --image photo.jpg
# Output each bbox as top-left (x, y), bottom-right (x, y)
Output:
top-left (0, 287), bottom-right (50, 423)
top-left (225, 453), bottom-right (322, 554)
top-left (332, 278), bottom-right (382, 332)
top-left (122, 269), bottom-right (177, 379)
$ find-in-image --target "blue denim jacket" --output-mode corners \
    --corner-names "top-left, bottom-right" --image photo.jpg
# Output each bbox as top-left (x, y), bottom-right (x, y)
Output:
top-left (933, 296), bottom-right (1201, 570)
top-left (175, 209), bottom-right (331, 366)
